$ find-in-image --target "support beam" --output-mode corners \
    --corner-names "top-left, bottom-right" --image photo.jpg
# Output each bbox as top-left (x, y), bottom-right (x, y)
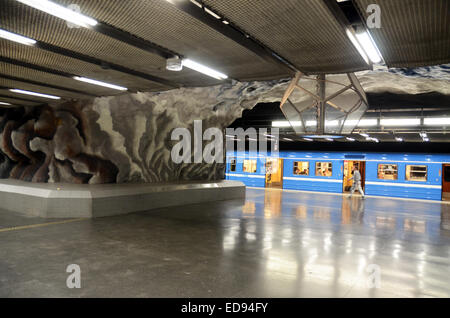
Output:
top-left (167, 0), bottom-right (298, 74)
top-left (34, 41), bottom-right (179, 88)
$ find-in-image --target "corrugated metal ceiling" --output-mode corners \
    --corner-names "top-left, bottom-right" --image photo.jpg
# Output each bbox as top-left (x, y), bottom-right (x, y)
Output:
top-left (202, 0), bottom-right (369, 74)
top-left (0, 0), bottom-right (447, 107)
top-left (354, 0), bottom-right (449, 68)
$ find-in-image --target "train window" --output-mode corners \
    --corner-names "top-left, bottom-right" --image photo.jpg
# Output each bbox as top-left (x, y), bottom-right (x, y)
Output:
top-left (316, 162), bottom-right (332, 177)
top-left (243, 160), bottom-right (257, 173)
top-left (229, 158), bottom-right (236, 172)
top-left (406, 165), bottom-right (427, 182)
top-left (378, 164), bottom-right (398, 180)
top-left (294, 162), bottom-right (309, 175)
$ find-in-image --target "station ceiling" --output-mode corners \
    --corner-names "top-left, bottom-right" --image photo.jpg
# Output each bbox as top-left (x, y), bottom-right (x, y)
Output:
top-left (0, 0), bottom-right (448, 108)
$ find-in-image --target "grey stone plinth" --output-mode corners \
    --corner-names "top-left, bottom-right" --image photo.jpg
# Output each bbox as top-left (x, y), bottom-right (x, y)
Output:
top-left (0, 179), bottom-right (245, 218)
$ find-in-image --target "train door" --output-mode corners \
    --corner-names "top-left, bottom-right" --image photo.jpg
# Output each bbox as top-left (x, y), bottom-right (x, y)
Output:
top-left (343, 161), bottom-right (366, 193)
top-left (442, 164), bottom-right (450, 201)
top-left (265, 158), bottom-right (284, 188)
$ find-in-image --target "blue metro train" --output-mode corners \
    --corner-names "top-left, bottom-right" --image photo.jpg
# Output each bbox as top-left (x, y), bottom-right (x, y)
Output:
top-left (225, 151), bottom-right (450, 201)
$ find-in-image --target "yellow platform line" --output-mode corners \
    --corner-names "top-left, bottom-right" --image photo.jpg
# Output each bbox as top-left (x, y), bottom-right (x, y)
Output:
top-left (0, 218), bottom-right (87, 233)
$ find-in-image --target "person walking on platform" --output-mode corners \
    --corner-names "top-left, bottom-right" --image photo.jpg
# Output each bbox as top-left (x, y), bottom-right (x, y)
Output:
top-left (349, 166), bottom-right (365, 198)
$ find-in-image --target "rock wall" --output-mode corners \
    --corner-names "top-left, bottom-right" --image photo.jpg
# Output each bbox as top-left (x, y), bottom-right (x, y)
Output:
top-left (0, 80), bottom-right (288, 184)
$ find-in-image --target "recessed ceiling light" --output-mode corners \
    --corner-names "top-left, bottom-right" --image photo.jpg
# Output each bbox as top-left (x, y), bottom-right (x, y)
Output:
top-left (9, 88), bottom-right (61, 100)
top-left (73, 76), bottom-right (127, 91)
top-left (16, 0), bottom-right (98, 28)
top-left (182, 59), bottom-right (228, 80)
top-left (0, 28), bottom-right (36, 45)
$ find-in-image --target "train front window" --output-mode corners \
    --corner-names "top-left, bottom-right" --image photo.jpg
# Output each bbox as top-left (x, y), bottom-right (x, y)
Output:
top-left (294, 162), bottom-right (309, 175)
top-left (243, 160), bottom-right (257, 173)
top-left (406, 165), bottom-right (427, 182)
top-left (229, 158), bottom-right (236, 172)
top-left (316, 162), bottom-right (332, 177)
top-left (378, 164), bottom-right (398, 180)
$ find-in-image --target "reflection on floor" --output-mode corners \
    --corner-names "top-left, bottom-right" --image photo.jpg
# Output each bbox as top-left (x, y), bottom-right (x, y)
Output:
top-left (0, 188), bottom-right (449, 297)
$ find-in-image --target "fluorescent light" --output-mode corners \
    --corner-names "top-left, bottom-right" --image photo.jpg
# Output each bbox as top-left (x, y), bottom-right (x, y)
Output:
top-left (424, 117), bottom-right (450, 126)
top-left (204, 7), bottom-right (221, 19)
top-left (346, 29), bottom-right (369, 64)
top-left (9, 88), bottom-right (60, 100)
top-left (355, 31), bottom-right (382, 63)
top-left (303, 138), bottom-right (313, 142)
top-left (419, 132), bottom-right (428, 138)
top-left (0, 29), bottom-right (36, 45)
top-left (182, 59), bottom-right (228, 80)
top-left (272, 120), bottom-right (302, 127)
top-left (395, 137), bottom-right (403, 142)
top-left (423, 138), bottom-right (430, 142)
top-left (360, 133), bottom-right (369, 138)
top-left (16, 0), bottom-right (98, 28)
top-left (73, 76), bottom-right (127, 91)
top-left (344, 119), bottom-right (378, 127)
top-left (366, 137), bottom-right (379, 143)
top-left (346, 137), bottom-right (355, 141)
top-left (381, 118), bottom-right (420, 126)
top-left (324, 138), bottom-right (334, 142)
top-left (0, 102), bottom-right (12, 105)
top-left (283, 138), bottom-right (293, 141)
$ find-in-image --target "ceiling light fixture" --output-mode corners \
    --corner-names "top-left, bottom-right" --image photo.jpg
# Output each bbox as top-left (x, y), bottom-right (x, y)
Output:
top-left (0, 102), bottom-right (13, 106)
top-left (324, 138), bottom-right (334, 142)
top-left (365, 137), bottom-right (379, 143)
top-left (0, 28), bottom-right (36, 45)
top-left (9, 88), bottom-right (61, 100)
top-left (395, 137), bottom-right (403, 142)
top-left (272, 120), bottom-right (302, 127)
top-left (355, 31), bottom-right (382, 63)
top-left (346, 137), bottom-right (355, 141)
top-left (424, 117), bottom-right (450, 126)
top-left (359, 133), bottom-right (369, 138)
top-left (303, 138), bottom-right (313, 142)
top-left (182, 59), bottom-right (228, 80)
top-left (381, 118), bottom-right (420, 126)
top-left (346, 29), bottom-right (369, 64)
top-left (73, 76), bottom-right (127, 91)
top-left (16, 0), bottom-right (98, 28)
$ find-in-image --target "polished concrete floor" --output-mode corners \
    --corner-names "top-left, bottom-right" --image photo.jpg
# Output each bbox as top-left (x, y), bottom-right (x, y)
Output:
top-left (0, 188), bottom-right (449, 298)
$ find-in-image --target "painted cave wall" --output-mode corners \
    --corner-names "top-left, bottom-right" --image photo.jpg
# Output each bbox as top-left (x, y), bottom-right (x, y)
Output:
top-left (0, 80), bottom-right (287, 184)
